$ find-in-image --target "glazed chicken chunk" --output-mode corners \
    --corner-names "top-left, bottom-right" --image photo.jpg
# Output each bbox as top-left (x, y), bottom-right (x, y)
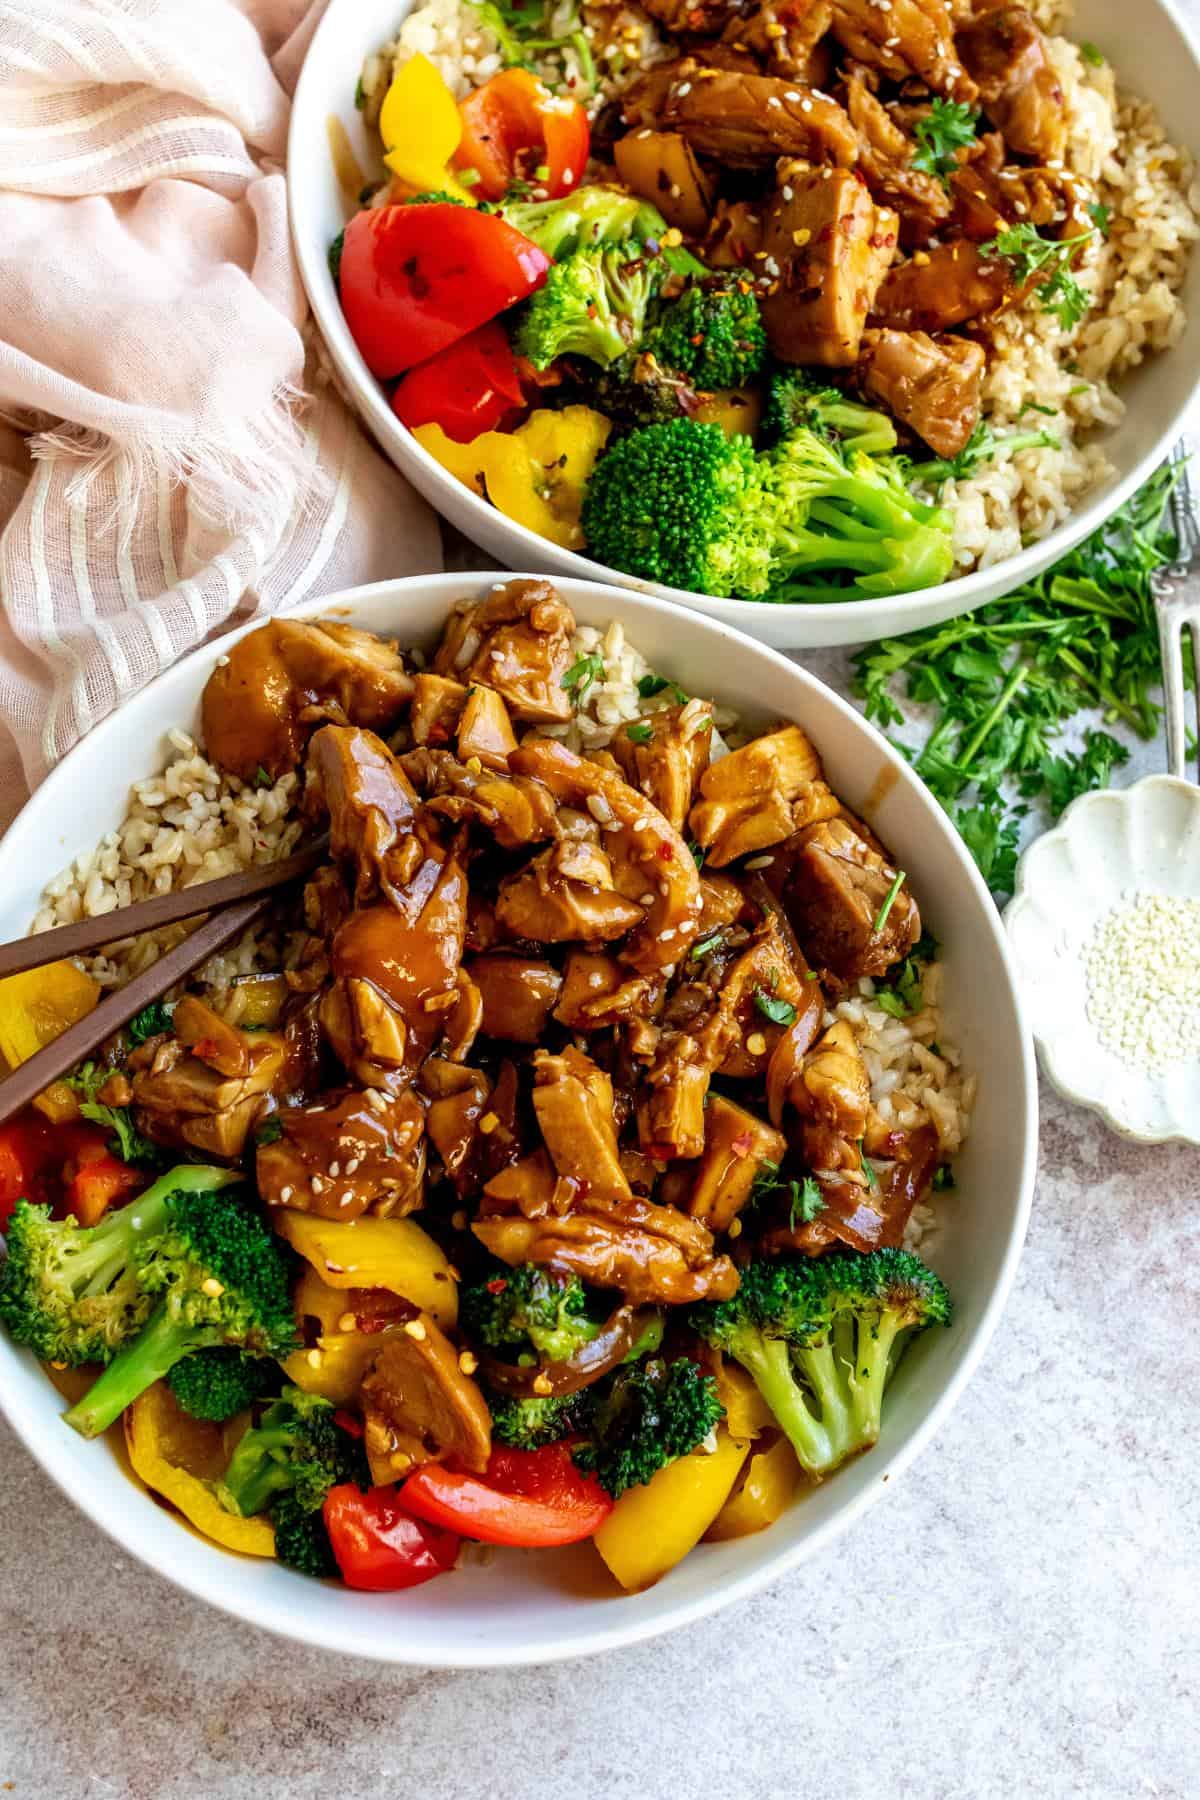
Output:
top-left (623, 61), bottom-right (858, 168)
top-left (871, 239), bottom-right (1013, 333)
top-left (781, 814), bottom-right (921, 981)
top-left (829, 0), bottom-right (977, 102)
top-left (201, 618), bottom-right (412, 783)
top-left (256, 1086), bottom-right (427, 1220)
top-left (958, 5), bottom-right (1067, 164)
top-left (689, 724), bottom-right (839, 866)
top-left (858, 326), bottom-right (986, 458)
top-left (433, 578), bottom-right (576, 723)
top-left (761, 166), bottom-right (899, 367)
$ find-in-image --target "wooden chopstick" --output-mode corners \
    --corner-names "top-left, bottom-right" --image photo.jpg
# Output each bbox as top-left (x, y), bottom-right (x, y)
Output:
top-left (0, 892), bottom-right (277, 1129)
top-left (0, 840), bottom-right (327, 981)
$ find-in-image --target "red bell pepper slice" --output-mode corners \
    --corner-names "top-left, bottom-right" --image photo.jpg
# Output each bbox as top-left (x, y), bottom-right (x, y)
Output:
top-left (454, 70), bottom-right (589, 202)
top-left (391, 319), bottom-right (526, 443)
top-left (339, 202), bottom-right (550, 381)
top-left (398, 1442), bottom-right (612, 1547)
top-left (323, 1484), bottom-right (460, 1591)
top-left (63, 1153), bottom-right (142, 1227)
top-left (0, 1115), bottom-right (52, 1227)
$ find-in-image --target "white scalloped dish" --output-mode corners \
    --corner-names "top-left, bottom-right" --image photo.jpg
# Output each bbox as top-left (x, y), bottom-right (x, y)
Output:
top-left (1005, 775), bottom-right (1200, 1144)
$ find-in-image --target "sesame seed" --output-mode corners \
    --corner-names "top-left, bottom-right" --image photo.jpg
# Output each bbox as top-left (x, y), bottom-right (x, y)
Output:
top-left (781, 184), bottom-right (793, 201)
top-left (307, 1348), bottom-right (323, 1368)
top-left (404, 1319), bottom-right (428, 1341)
top-left (675, 81), bottom-right (691, 97)
top-left (345, 1156), bottom-right (360, 1174)
top-left (767, 95), bottom-right (781, 109)
top-left (728, 1218), bottom-right (743, 1240)
top-left (338, 1311), bottom-right (357, 1332)
top-left (587, 793), bottom-right (615, 824)
top-left (329, 1160), bottom-right (340, 1177)
top-left (744, 854), bottom-right (774, 869)
top-left (279, 1185), bottom-right (293, 1202)
top-left (311, 1176), bottom-right (325, 1195)
top-left (341, 1189), bottom-right (354, 1206)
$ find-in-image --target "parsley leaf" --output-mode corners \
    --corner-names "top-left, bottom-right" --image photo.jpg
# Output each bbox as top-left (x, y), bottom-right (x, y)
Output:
top-left (858, 1140), bottom-right (879, 1193)
top-left (982, 222), bottom-right (1097, 331)
top-left (1088, 200), bottom-right (1111, 238)
top-left (1080, 40), bottom-right (1104, 66)
top-left (254, 1116), bottom-right (285, 1147)
top-left (127, 1000), bottom-right (172, 1046)
top-left (910, 99), bottom-right (979, 186)
top-left (636, 674), bottom-right (689, 703)
top-left (67, 1063), bottom-right (164, 1168)
top-left (754, 990), bottom-right (796, 1026)
top-left (626, 721), bottom-right (654, 744)
top-left (933, 1163), bottom-right (956, 1191)
top-left (909, 419), bottom-right (1060, 489)
top-left (689, 929), bottom-right (724, 960)
top-left (790, 1176), bottom-right (825, 1231)
top-left (254, 765), bottom-right (272, 788)
top-left (354, 76), bottom-right (366, 109)
top-left (687, 839), bottom-right (706, 869)
top-left (561, 651), bottom-right (605, 700)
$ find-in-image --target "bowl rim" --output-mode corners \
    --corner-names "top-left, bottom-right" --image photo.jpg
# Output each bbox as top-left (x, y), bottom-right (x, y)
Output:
top-left (0, 571), bottom-right (1039, 1665)
top-left (1006, 772), bottom-right (1200, 1149)
top-left (287, 0), bottom-right (1200, 644)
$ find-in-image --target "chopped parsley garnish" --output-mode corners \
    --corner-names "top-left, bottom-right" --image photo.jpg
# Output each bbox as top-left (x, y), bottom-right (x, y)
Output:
top-left (753, 990), bottom-right (796, 1027)
top-left (354, 76), bottom-right (366, 108)
top-left (687, 839), bottom-right (706, 869)
top-left (933, 1163), bottom-right (957, 1191)
top-left (1088, 200), bottom-right (1111, 238)
top-left (254, 1116), bottom-right (285, 1147)
top-left (128, 1000), bottom-right (173, 1046)
top-left (910, 99), bottom-right (979, 186)
top-left (1080, 40), bottom-right (1104, 66)
top-left (874, 933), bottom-right (937, 1017)
top-left (852, 464), bottom-right (1182, 898)
top-left (871, 869), bottom-right (906, 936)
top-left (254, 765), bottom-right (272, 788)
top-left (636, 673), bottom-right (689, 703)
top-left (790, 1176), bottom-right (825, 1230)
top-left (982, 222), bottom-right (1097, 331)
top-left (67, 1063), bottom-right (164, 1168)
top-left (626, 721), bottom-right (654, 744)
top-left (561, 651), bottom-right (605, 700)
top-left (858, 1141), bottom-right (879, 1193)
top-left (689, 930), bottom-right (724, 960)
top-left (465, 0), bottom-right (598, 95)
top-left (909, 419), bottom-right (1060, 489)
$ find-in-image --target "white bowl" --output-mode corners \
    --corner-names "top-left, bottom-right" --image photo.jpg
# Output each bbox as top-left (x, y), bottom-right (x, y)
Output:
top-left (0, 574), bottom-right (1037, 1665)
top-left (1005, 774), bottom-right (1200, 1144)
top-left (288, 0), bottom-right (1200, 649)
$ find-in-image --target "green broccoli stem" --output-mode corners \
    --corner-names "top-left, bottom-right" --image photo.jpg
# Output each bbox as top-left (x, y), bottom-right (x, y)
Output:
top-left (63, 1299), bottom-right (215, 1438)
top-left (70, 1165), bottom-right (235, 1300)
top-left (841, 1312), bottom-right (907, 1448)
top-left (733, 1333), bottom-right (837, 1476)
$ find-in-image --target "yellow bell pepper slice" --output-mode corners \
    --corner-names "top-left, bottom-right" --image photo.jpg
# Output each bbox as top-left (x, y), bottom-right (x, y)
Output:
top-left (274, 1212), bottom-right (458, 1327)
top-left (416, 408), bottom-right (612, 551)
top-left (380, 54), bottom-right (474, 201)
top-left (412, 422), bottom-right (488, 495)
top-left (592, 1429), bottom-right (750, 1591)
top-left (705, 1434), bottom-right (805, 1541)
top-left (124, 1383), bottom-right (276, 1558)
top-left (282, 1266), bottom-right (410, 1404)
top-left (713, 1358), bottom-right (777, 1440)
top-left (484, 407), bottom-right (611, 550)
top-left (693, 386), bottom-right (765, 439)
top-left (0, 960), bottom-right (100, 1120)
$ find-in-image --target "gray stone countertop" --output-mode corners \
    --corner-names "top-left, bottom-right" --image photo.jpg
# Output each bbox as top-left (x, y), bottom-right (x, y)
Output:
top-left (5, 228), bottom-right (1200, 1800)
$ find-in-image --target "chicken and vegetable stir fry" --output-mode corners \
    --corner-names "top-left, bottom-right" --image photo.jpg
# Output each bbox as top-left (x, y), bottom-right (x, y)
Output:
top-left (328, 0), bottom-right (1125, 601)
top-left (0, 585), bottom-right (960, 1594)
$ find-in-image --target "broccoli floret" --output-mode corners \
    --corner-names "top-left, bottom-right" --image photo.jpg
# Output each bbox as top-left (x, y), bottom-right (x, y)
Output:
top-left (582, 418), bottom-right (953, 599)
top-left (763, 429), bottom-right (954, 601)
top-left (218, 1387), bottom-right (362, 1517)
top-left (0, 1166), bottom-right (235, 1369)
top-left (763, 368), bottom-right (898, 457)
top-left (461, 1264), bottom-right (600, 1363)
top-left (573, 1357), bottom-right (724, 1498)
top-left (487, 1389), bottom-right (587, 1450)
top-left (586, 350), bottom-right (700, 430)
top-left (166, 1347), bottom-right (278, 1422)
top-left (517, 241), bottom-right (665, 370)
top-left (581, 419), bottom-right (774, 594)
top-left (499, 186), bottom-right (704, 275)
top-left (271, 1491), bottom-right (338, 1578)
top-left (61, 1176), bottom-right (297, 1438)
top-left (649, 280), bottom-right (768, 391)
top-left (689, 1250), bottom-right (952, 1478)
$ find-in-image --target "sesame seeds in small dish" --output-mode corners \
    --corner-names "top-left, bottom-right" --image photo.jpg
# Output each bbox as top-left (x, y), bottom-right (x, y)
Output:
top-left (1005, 776), bottom-right (1200, 1144)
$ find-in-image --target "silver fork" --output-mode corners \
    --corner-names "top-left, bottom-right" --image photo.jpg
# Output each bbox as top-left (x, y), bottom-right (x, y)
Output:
top-left (1153, 443), bottom-right (1200, 780)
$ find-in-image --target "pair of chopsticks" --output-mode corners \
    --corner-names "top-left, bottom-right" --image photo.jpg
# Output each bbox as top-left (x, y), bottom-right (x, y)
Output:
top-left (0, 840), bottom-right (327, 1128)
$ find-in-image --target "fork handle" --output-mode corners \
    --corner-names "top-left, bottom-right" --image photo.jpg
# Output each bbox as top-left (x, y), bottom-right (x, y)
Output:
top-left (1157, 599), bottom-right (1190, 780)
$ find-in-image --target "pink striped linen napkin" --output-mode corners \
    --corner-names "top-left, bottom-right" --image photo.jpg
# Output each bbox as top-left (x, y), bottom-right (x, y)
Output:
top-left (0, 0), bottom-right (442, 831)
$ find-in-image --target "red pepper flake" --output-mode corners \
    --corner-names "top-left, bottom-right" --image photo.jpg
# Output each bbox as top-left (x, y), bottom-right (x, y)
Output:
top-left (333, 1408), bottom-right (363, 1438)
top-left (645, 1142), bottom-right (676, 1161)
top-left (193, 1038), bottom-right (222, 1060)
top-left (657, 842), bottom-right (673, 861)
top-left (486, 1277), bottom-right (509, 1294)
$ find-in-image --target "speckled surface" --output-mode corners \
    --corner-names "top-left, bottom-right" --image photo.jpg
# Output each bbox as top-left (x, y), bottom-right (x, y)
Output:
top-left (5, 332), bottom-right (1200, 1800)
